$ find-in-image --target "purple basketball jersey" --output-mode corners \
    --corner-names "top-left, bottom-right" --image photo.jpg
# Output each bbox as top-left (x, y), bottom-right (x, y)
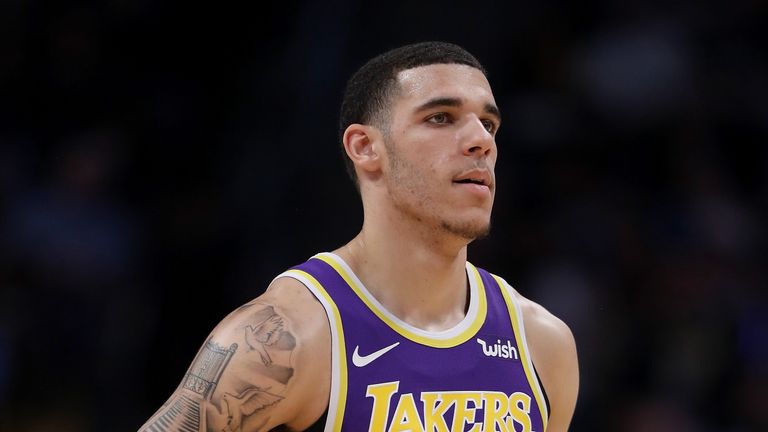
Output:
top-left (279, 253), bottom-right (549, 431)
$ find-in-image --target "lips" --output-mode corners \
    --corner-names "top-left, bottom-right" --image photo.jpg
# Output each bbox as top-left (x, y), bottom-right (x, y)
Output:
top-left (453, 169), bottom-right (493, 188)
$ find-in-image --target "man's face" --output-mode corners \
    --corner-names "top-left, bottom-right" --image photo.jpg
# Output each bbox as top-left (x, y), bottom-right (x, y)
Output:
top-left (381, 63), bottom-right (500, 241)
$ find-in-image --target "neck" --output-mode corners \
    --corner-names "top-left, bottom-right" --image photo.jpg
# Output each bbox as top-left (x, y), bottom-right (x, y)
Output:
top-left (335, 213), bottom-right (472, 332)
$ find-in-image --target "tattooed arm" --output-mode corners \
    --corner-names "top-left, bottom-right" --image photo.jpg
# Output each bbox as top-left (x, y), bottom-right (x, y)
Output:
top-left (139, 277), bottom-right (331, 432)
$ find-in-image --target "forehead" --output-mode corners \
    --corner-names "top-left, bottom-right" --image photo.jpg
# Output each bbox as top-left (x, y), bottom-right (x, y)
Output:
top-left (393, 63), bottom-right (495, 107)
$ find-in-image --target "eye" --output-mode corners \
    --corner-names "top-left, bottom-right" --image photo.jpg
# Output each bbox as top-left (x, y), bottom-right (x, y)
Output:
top-left (481, 119), bottom-right (497, 134)
top-left (427, 113), bottom-right (451, 125)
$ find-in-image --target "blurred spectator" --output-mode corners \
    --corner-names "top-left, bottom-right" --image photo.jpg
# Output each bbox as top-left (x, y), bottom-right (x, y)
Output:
top-left (2, 129), bottom-right (150, 430)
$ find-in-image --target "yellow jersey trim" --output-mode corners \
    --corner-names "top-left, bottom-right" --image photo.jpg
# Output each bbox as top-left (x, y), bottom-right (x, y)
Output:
top-left (493, 274), bottom-right (549, 430)
top-left (315, 253), bottom-right (488, 348)
top-left (281, 269), bottom-right (347, 432)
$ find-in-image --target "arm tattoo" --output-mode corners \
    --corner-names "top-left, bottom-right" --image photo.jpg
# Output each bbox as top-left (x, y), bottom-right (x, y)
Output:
top-left (140, 305), bottom-right (298, 432)
top-left (141, 340), bottom-right (236, 432)
top-left (142, 394), bottom-right (201, 432)
top-left (183, 340), bottom-right (238, 398)
top-left (243, 305), bottom-right (296, 366)
top-left (221, 386), bottom-right (282, 431)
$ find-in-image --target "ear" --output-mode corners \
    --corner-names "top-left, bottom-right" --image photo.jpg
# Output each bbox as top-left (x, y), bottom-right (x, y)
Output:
top-left (343, 123), bottom-right (383, 176)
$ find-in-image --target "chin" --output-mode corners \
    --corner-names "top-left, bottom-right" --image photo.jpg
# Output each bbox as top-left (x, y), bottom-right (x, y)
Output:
top-left (440, 219), bottom-right (491, 241)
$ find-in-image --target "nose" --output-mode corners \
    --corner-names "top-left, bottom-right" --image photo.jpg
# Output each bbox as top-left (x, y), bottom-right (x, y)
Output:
top-left (461, 116), bottom-right (495, 157)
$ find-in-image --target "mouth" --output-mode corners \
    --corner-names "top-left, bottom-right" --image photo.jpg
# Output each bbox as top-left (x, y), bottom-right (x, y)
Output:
top-left (453, 170), bottom-right (492, 188)
top-left (454, 178), bottom-right (488, 186)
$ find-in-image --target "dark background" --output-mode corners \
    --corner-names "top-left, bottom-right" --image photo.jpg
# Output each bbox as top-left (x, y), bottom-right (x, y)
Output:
top-left (1, 1), bottom-right (766, 431)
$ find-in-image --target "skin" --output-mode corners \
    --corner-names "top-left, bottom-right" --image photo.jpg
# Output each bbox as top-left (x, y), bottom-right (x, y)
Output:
top-left (139, 63), bottom-right (578, 431)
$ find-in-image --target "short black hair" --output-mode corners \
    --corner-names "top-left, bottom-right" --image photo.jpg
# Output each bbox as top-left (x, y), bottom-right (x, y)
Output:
top-left (339, 41), bottom-right (487, 185)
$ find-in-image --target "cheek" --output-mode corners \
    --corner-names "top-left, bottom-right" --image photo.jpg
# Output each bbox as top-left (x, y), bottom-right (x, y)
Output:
top-left (426, 161), bottom-right (441, 176)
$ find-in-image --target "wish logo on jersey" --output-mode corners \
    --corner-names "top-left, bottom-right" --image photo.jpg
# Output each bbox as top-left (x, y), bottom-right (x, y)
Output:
top-left (365, 381), bottom-right (535, 432)
top-left (476, 337), bottom-right (519, 360)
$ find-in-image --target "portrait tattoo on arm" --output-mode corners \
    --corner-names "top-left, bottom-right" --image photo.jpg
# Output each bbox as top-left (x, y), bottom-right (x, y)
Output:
top-left (140, 304), bottom-right (299, 432)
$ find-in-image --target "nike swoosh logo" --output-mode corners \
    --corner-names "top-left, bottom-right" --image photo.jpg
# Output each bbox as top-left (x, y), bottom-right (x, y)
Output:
top-left (352, 342), bottom-right (400, 367)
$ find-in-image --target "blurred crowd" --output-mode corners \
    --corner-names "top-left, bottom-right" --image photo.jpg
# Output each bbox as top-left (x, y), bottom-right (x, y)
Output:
top-left (0, 1), bottom-right (766, 431)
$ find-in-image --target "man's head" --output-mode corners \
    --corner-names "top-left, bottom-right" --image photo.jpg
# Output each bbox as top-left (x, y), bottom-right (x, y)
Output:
top-left (339, 41), bottom-right (487, 185)
top-left (339, 42), bottom-right (500, 243)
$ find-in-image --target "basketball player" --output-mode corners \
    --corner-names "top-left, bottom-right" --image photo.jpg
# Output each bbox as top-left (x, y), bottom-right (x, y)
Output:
top-left (140, 41), bottom-right (579, 432)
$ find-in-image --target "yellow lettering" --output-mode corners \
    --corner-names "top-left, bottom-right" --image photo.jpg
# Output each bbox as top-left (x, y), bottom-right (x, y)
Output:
top-left (420, 392), bottom-right (451, 432)
top-left (389, 393), bottom-right (424, 432)
top-left (482, 391), bottom-right (509, 432)
top-left (442, 392), bottom-right (481, 431)
top-left (367, 385), bottom-right (534, 432)
top-left (366, 381), bottom-right (400, 431)
top-left (505, 392), bottom-right (533, 432)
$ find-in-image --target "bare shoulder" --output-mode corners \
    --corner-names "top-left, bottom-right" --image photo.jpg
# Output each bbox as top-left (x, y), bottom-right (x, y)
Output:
top-left (514, 290), bottom-right (579, 432)
top-left (139, 275), bottom-right (331, 432)
top-left (514, 292), bottom-right (577, 362)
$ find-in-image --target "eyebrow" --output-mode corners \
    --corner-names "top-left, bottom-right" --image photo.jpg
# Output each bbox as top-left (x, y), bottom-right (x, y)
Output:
top-left (413, 97), bottom-right (502, 122)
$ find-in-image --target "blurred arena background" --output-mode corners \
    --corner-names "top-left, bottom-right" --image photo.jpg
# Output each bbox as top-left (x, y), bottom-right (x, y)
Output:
top-left (0, 1), bottom-right (766, 431)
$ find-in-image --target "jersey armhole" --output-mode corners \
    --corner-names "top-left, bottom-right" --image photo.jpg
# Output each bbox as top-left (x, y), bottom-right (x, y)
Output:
top-left (273, 270), bottom-right (348, 432)
top-left (533, 363), bottom-right (552, 419)
top-left (492, 274), bottom-right (551, 427)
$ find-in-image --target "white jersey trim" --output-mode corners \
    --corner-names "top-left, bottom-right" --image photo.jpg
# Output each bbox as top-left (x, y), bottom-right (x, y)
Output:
top-left (495, 275), bottom-right (550, 426)
top-left (274, 269), bottom-right (345, 432)
top-left (317, 252), bottom-right (482, 342)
